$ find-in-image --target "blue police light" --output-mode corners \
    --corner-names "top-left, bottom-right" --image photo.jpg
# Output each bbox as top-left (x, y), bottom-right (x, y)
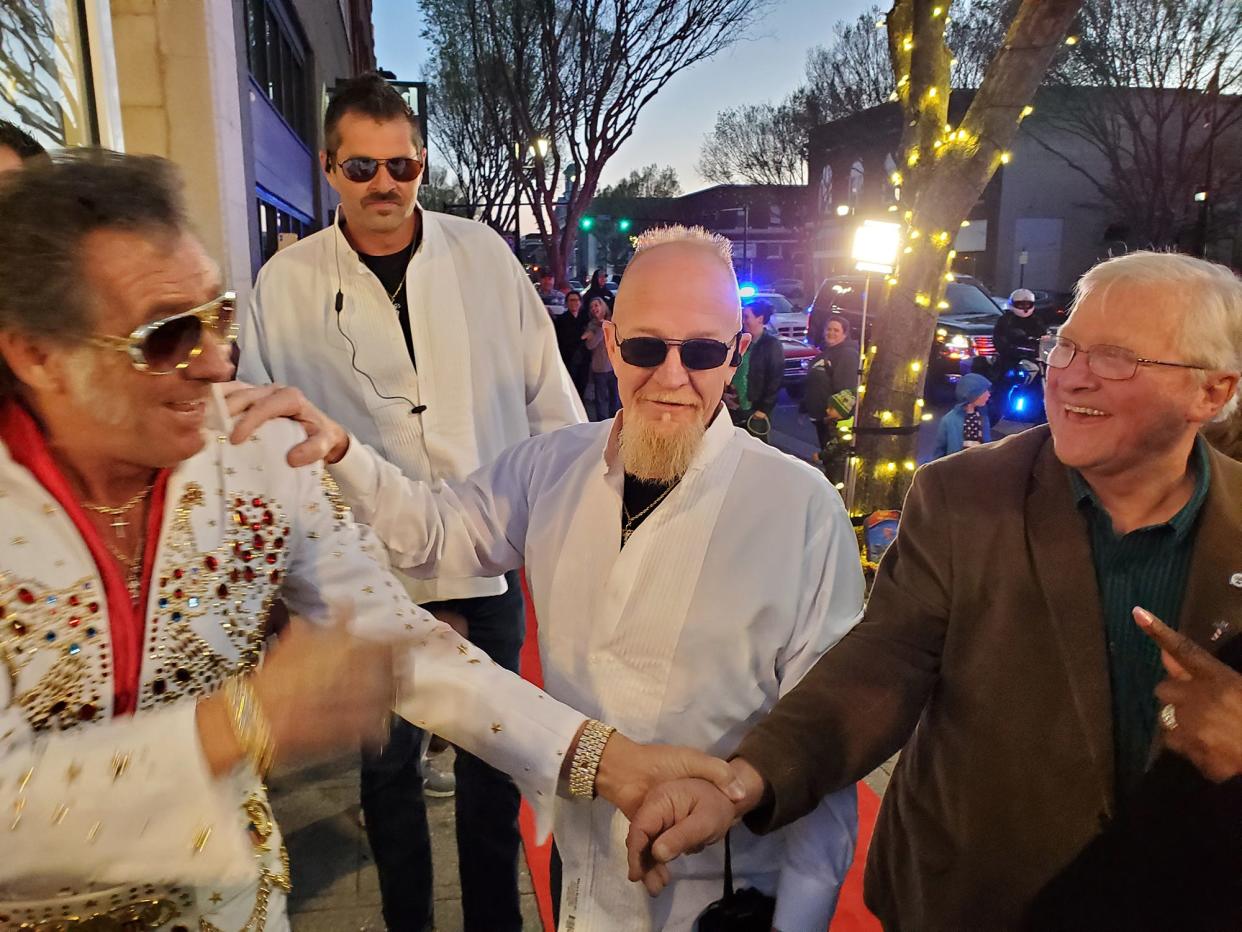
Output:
top-left (738, 283), bottom-right (757, 298)
top-left (1012, 395), bottom-right (1027, 414)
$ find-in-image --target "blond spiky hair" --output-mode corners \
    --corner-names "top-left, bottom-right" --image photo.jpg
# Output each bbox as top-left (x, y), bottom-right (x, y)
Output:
top-left (631, 224), bottom-right (734, 263)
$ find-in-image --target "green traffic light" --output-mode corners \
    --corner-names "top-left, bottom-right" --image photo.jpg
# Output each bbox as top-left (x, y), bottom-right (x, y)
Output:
top-left (617, 218), bottom-right (632, 232)
top-left (579, 216), bottom-right (595, 231)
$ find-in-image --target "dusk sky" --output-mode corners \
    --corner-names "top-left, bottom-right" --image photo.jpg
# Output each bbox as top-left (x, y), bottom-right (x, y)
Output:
top-left (372, 0), bottom-right (877, 194)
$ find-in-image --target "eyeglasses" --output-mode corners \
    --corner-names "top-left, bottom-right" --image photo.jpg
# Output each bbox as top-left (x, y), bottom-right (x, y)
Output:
top-left (1039, 334), bottom-right (1206, 381)
top-left (85, 292), bottom-right (238, 374)
top-left (612, 327), bottom-right (742, 370)
top-left (336, 156), bottom-right (423, 183)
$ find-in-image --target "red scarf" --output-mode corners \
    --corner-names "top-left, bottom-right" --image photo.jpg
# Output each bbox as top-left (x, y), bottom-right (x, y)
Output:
top-left (0, 402), bottom-right (169, 715)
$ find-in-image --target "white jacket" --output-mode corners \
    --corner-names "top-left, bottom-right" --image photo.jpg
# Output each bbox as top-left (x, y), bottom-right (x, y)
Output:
top-left (238, 208), bottom-right (585, 602)
top-left (0, 388), bottom-right (585, 929)
top-left (330, 411), bottom-right (865, 931)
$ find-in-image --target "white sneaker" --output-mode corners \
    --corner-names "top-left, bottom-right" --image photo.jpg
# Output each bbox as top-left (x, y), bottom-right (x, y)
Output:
top-left (422, 748), bottom-right (456, 798)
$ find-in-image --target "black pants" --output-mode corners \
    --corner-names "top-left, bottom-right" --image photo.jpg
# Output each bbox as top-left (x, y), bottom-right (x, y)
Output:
top-left (360, 570), bottom-right (527, 932)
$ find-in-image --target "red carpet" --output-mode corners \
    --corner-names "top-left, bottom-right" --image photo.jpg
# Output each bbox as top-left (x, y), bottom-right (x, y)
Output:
top-left (516, 576), bottom-right (881, 931)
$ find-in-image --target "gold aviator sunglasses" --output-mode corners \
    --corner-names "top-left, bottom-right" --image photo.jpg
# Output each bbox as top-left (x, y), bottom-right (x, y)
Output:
top-left (84, 292), bottom-right (238, 375)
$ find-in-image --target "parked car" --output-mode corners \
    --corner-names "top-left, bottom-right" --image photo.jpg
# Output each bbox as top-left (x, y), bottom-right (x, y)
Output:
top-left (568, 279), bottom-right (585, 293)
top-left (779, 336), bottom-right (818, 396)
top-left (809, 274), bottom-right (1003, 398)
top-left (772, 278), bottom-right (808, 310)
top-left (743, 291), bottom-right (809, 341)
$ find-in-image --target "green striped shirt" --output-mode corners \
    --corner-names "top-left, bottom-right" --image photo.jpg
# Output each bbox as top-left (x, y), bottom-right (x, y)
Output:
top-left (1069, 437), bottom-right (1210, 799)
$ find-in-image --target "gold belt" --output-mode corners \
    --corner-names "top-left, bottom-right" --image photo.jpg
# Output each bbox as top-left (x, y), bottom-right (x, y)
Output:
top-left (13, 896), bottom-right (182, 931)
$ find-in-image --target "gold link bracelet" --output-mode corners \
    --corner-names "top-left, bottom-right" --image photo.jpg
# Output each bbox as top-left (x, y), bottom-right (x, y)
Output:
top-left (568, 719), bottom-right (617, 800)
top-left (224, 675), bottom-right (275, 776)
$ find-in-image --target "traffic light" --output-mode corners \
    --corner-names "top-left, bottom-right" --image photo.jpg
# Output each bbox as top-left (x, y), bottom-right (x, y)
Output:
top-left (617, 217), bottom-right (632, 233)
top-left (578, 215), bottom-right (595, 231)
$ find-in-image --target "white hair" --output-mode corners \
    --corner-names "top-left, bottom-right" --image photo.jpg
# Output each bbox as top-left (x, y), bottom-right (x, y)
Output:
top-left (1074, 250), bottom-right (1242, 421)
top-left (632, 224), bottom-right (734, 262)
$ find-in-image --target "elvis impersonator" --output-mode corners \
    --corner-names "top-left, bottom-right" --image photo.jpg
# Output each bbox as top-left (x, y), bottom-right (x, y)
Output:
top-left (0, 152), bottom-right (740, 930)
top-left (229, 226), bottom-right (866, 931)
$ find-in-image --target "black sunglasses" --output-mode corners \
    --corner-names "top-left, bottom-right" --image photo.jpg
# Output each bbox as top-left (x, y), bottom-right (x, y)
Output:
top-left (613, 328), bottom-right (743, 370)
top-left (1011, 301), bottom-right (1036, 310)
top-left (336, 156), bottom-right (422, 183)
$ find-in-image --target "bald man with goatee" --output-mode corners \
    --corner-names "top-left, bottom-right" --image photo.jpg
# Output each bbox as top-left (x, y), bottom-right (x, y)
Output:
top-left (226, 226), bottom-right (865, 932)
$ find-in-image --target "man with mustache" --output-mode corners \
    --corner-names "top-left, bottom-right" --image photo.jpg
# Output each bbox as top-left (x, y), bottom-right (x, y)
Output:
top-left (229, 225), bottom-right (865, 931)
top-left (238, 74), bottom-right (584, 931)
top-left (627, 251), bottom-right (1242, 929)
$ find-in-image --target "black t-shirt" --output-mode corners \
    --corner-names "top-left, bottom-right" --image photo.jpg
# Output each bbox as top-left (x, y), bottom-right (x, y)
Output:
top-left (620, 473), bottom-right (677, 545)
top-left (359, 242), bottom-right (417, 367)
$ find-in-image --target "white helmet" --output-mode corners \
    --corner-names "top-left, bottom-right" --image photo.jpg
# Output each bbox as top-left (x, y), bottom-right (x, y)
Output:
top-left (1007, 288), bottom-right (1036, 317)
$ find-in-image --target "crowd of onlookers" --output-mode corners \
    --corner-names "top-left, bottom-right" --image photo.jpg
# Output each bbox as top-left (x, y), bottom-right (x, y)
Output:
top-left (538, 267), bottom-right (621, 420)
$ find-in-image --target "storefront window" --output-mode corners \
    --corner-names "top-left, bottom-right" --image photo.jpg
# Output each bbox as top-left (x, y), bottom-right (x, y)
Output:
top-left (0, 0), bottom-right (95, 147)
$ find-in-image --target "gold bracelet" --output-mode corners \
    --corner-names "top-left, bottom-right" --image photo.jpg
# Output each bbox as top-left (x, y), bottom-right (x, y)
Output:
top-left (568, 719), bottom-right (616, 800)
top-left (223, 676), bottom-right (276, 777)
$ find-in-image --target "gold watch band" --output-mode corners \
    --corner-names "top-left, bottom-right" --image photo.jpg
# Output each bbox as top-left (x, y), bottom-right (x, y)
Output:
top-left (569, 719), bottom-right (617, 800)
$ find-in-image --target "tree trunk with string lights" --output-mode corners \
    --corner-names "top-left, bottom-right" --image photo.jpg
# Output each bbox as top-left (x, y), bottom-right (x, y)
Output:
top-left (849, 0), bottom-right (1083, 514)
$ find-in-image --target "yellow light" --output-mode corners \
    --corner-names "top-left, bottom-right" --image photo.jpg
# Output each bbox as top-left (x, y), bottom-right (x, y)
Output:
top-left (915, 397), bottom-right (925, 407)
top-left (922, 412), bottom-right (934, 421)
top-left (885, 275), bottom-right (899, 285)
top-left (960, 219), bottom-right (971, 227)
top-left (931, 231), bottom-right (951, 246)
top-left (1065, 35), bottom-right (1079, 46)
top-left (945, 272), bottom-right (956, 282)
top-left (932, 5), bottom-right (943, 16)
top-left (933, 139), bottom-right (944, 149)
top-left (949, 57), bottom-right (958, 67)
top-left (910, 361), bottom-right (922, 374)
top-left (1000, 151), bottom-right (1012, 164)
top-left (915, 293), bottom-right (931, 307)
top-left (898, 74), bottom-right (910, 87)
top-left (887, 204), bottom-right (899, 212)
top-left (944, 122), bottom-right (953, 132)
top-left (869, 345), bottom-right (878, 355)
top-left (836, 204), bottom-right (852, 217)
top-left (903, 246), bottom-right (914, 254)
top-left (1021, 105), bottom-right (1034, 118)
top-left (904, 460), bottom-right (917, 471)
top-left (936, 327), bottom-right (948, 337)
top-left (902, 36), bottom-right (913, 51)
top-left (890, 171), bottom-right (903, 185)
top-left (903, 211), bottom-right (913, 223)
top-left (908, 229), bottom-right (921, 240)
top-left (937, 300), bottom-right (951, 309)
top-left (879, 410), bottom-right (894, 423)
top-left (857, 384), bottom-right (866, 396)
top-left (948, 249), bottom-right (957, 259)
top-left (926, 87), bottom-right (938, 99)
top-left (907, 148), bottom-right (920, 167)
top-left (886, 461), bottom-right (899, 474)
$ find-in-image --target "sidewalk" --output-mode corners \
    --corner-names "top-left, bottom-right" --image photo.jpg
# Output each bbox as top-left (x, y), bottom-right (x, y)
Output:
top-left (270, 753), bottom-right (543, 931)
top-left (271, 752), bottom-right (898, 931)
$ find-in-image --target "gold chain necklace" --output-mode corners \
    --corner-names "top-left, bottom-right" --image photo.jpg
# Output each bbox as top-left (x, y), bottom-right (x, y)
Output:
top-left (82, 484), bottom-right (154, 540)
top-left (621, 483), bottom-right (678, 544)
top-left (384, 237), bottom-right (417, 305)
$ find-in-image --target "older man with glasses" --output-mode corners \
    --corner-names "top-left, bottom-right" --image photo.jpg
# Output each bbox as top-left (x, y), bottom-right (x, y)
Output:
top-left (228, 224), bottom-right (866, 931)
top-left (628, 250), bottom-right (1242, 930)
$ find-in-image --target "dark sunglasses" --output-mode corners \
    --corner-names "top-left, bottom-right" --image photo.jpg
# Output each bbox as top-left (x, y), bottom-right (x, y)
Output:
top-left (86, 292), bottom-right (238, 374)
top-left (337, 156), bottom-right (422, 183)
top-left (613, 328), bottom-right (742, 370)
top-left (1011, 301), bottom-right (1036, 310)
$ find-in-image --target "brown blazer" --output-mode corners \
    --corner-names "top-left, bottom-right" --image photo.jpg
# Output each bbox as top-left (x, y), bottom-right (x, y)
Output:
top-left (736, 425), bottom-right (1242, 930)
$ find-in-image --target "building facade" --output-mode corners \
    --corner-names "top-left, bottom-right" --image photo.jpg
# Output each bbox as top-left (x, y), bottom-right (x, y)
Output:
top-left (0, 0), bottom-right (375, 298)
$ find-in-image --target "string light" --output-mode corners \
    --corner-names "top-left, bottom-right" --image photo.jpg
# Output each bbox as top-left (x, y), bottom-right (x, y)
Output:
top-left (922, 412), bottom-right (934, 421)
top-left (875, 17), bottom-right (886, 27)
top-left (948, 249), bottom-right (957, 259)
top-left (949, 57), bottom-right (958, 67)
top-left (960, 219), bottom-right (971, 227)
top-left (1000, 151), bottom-right (1012, 164)
top-left (904, 460), bottom-right (917, 471)
top-left (1021, 105), bottom-right (1035, 118)
top-left (910, 361), bottom-right (922, 374)
top-left (908, 229), bottom-right (922, 239)
top-left (931, 230), bottom-right (951, 246)
top-left (915, 397), bottom-right (925, 408)
top-left (907, 148), bottom-right (920, 167)
top-left (879, 410), bottom-right (894, 423)
top-left (915, 293), bottom-right (932, 307)
top-left (890, 171), bottom-right (903, 185)
top-left (888, 204), bottom-right (899, 212)
top-left (926, 87), bottom-right (938, 100)
top-left (945, 272), bottom-right (956, 282)
top-left (937, 299), bottom-right (951, 309)
top-left (902, 36), bottom-right (914, 51)
top-left (1065, 35), bottom-right (1079, 45)
top-left (932, 5), bottom-right (943, 16)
